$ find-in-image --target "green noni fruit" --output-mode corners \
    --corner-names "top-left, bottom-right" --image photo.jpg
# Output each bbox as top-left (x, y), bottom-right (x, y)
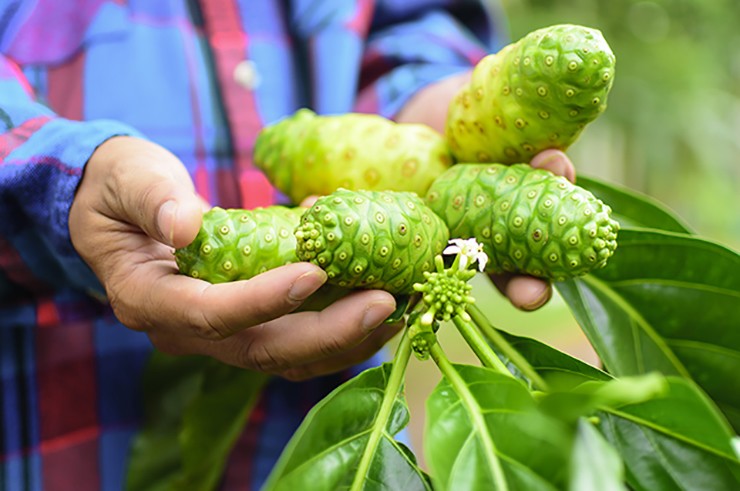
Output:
top-left (446, 24), bottom-right (615, 164)
top-left (254, 109), bottom-right (454, 204)
top-left (425, 163), bottom-right (619, 280)
top-left (295, 189), bottom-right (450, 294)
top-left (175, 206), bottom-right (304, 283)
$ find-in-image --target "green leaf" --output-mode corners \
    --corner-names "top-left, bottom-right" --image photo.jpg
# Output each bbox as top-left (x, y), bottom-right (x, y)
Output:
top-left (597, 377), bottom-right (740, 490)
top-left (577, 175), bottom-right (693, 233)
top-left (502, 332), bottom-right (611, 389)
top-left (126, 353), bottom-right (266, 491)
top-left (263, 363), bottom-right (429, 491)
top-left (425, 364), bottom-right (573, 491)
top-left (176, 362), bottom-right (268, 490)
top-left (126, 352), bottom-right (207, 491)
top-left (557, 228), bottom-right (740, 429)
top-left (569, 418), bottom-right (625, 491)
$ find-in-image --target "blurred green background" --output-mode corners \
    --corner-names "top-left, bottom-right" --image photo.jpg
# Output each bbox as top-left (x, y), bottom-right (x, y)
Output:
top-left (404, 0), bottom-right (740, 460)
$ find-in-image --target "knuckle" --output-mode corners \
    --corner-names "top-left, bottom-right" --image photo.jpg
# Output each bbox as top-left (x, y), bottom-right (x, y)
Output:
top-left (235, 331), bottom-right (286, 374)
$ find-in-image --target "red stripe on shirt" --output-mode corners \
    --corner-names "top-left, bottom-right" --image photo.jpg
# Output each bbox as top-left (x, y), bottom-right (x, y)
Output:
top-left (47, 50), bottom-right (85, 121)
top-left (200, 0), bottom-right (274, 209)
top-left (0, 115), bottom-right (53, 160)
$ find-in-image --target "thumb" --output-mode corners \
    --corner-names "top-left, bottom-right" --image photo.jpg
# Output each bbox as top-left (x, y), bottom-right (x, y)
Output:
top-left (91, 137), bottom-right (206, 248)
top-left (153, 192), bottom-right (207, 248)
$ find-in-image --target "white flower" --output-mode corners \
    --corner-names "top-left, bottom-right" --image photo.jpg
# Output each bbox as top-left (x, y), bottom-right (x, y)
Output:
top-left (443, 238), bottom-right (489, 272)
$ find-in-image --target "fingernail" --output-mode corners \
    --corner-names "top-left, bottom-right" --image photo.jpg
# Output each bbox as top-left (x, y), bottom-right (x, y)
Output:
top-left (288, 269), bottom-right (327, 301)
top-left (520, 286), bottom-right (552, 311)
top-left (158, 200), bottom-right (178, 244)
top-left (362, 301), bottom-right (396, 332)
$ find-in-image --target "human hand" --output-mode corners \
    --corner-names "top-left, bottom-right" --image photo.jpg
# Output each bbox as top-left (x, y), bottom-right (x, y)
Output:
top-left (396, 72), bottom-right (577, 311)
top-left (69, 136), bottom-right (400, 381)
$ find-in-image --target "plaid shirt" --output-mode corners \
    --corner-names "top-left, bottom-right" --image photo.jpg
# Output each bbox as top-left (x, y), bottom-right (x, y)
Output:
top-left (0, 1), bottom-right (501, 489)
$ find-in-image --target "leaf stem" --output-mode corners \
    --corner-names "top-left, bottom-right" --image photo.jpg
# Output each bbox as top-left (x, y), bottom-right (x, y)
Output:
top-left (350, 329), bottom-right (413, 491)
top-left (468, 304), bottom-right (550, 392)
top-left (430, 343), bottom-right (510, 491)
top-left (452, 315), bottom-right (513, 377)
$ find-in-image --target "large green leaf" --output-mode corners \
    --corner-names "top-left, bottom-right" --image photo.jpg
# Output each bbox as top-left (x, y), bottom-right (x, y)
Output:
top-left (557, 228), bottom-right (740, 429)
top-left (263, 363), bottom-right (429, 491)
top-left (569, 418), bottom-right (625, 491)
top-left (126, 353), bottom-right (267, 491)
top-left (425, 364), bottom-right (573, 490)
top-left (577, 176), bottom-right (693, 233)
top-left (494, 332), bottom-right (740, 489)
top-left (597, 377), bottom-right (740, 490)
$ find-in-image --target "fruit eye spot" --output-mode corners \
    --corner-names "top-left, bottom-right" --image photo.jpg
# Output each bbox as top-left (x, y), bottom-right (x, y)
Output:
top-left (279, 229), bottom-right (289, 238)
top-left (544, 199), bottom-right (553, 207)
top-left (514, 250), bottom-right (523, 259)
top-left (219, 225), bottom-right (230, 235)
top-left (361, 234), bottom-right (370, 244)
top-left (570, 260), bottom-right (579, 267)
top-left (592, 97), bottom-right (601, 105)
top-left (344, 217), bottom-right (354, 226)
top-left (264, 234), bottom-right (273, 242)
top-left (354, 265), bottom-right (364, 274)
top-left (201, 244), bottom-right (212, 254)
top-left (339, 252), bottom-right (348, 261)
top-left (239, 215), bottom-right (250, 222)
top-left (549, 253), bottom-right (559, 262)
top-left (500, 201), bottom-right (510, 210)
top-left (569, 236), bottom-right (579, 245)
top-left (332, 197), bottom-right (343, 204)
top-left (190, 271), bottom-right (200, 278)
top-left (527, 190), bottom-right (538, 199)
top-left (392, 258), bottom-right (402, 268)
top-left (482, 227), bottom-right (491, 238)
top-left (558, 216), bottom-right (568, 225)
top-left (569, 109), bottom-right (579, 117)
top-left (242, 245), bottom-right (251, 256)
top-left (494, 233), bottom-right (504, 244)
top-left (568, 61), bottom-right (579, 71)
top-left (353, 197), bottom-right (364, 204)
top-left (502, 86), bottom-right (510, 96)
top-left (414, 235), bottom-right (423, 247)
top-left (375, 213), bottom-right (385, 223)
top-left (539, 111), bottom-right (550, 119)
top-left (398, 224), bottom-right (408, 235)
top-left (565, 89), bottom-right (575, 98)
top-left (222, 261), bottom-right (233, 271)
top-left (326, 232), bottom-right (336, 241)
top-left (532, 230), bottom-right (542, 240)
top-left (379, 246), bottom-right (390, 257)
top-left (474, 195), bottom-right (486, 207)
top-left (453, 196), bottom-right (465, 209)
top-left (477, 151), bottom-right (490, 161)
top-left (545, 55), bottom-right (554, 66)
top-left (515, 88), bottom-right (524, 97)
top-left (513, 217), bottom-right (523, 227)
top-left (537, 86), bottom-right (548, 96)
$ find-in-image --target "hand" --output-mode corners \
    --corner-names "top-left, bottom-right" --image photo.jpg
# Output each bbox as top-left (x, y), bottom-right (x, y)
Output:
top-left (396, 72), bottom-right (577, 311)
top-left (69, 136), bottom-right (400, 381)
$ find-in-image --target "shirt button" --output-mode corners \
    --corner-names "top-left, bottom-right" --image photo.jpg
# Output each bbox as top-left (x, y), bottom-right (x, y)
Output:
top-left (234, 59), bottom-right (261, 90)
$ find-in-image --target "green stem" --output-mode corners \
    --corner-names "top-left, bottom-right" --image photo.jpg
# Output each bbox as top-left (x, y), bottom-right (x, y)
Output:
top-left (452, 315), bottom-right (513, 377)
top-left (468, 304), bottom-right (550, 392)
top-left (350, 329), bottom-right (413, 491)
top-left (430, 343), bottom-right (509, 491)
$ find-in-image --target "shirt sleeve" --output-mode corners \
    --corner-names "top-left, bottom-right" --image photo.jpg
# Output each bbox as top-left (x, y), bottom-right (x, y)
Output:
top-left (355, 0), bottom-right (509, 118)
top-left (0, 55), bottom-right (143, 297)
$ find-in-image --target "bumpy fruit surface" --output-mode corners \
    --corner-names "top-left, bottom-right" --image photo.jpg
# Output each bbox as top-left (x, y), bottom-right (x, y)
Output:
top-left (175, 206), bottom-right (304, 283)
top-left (446, 24), bottom-right (615, 164)
top-left (425, 164), bottom-right (619, 280)
top-left (295, 189), bottom-right (450, 294)
top-left (254, 109), bottom-right (454, 204)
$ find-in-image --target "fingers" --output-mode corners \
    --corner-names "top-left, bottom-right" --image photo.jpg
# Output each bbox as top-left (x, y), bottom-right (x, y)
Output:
top-left (197, 289), bottom-right (397, 373)
top-left (530, 149), bottom-right (576, 183)
top-left (125, 262), bottom-right (331, 341)
top-left (489, 273), bottom-right (552, 311)
top-left (279, 321), bottom-right (404, 381)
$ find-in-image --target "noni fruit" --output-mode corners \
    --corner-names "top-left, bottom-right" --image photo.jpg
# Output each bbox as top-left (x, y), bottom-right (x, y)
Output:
top-left (175, 206), bottom-right (304, 283)
top-left (425, 164), bottom-right (619, 280)
top-left (254, 109), bottom-right (454, 204)
top-left (295, 189), bottom-right (450, 294)
top-left (446, 24), bottom-right (615, 164)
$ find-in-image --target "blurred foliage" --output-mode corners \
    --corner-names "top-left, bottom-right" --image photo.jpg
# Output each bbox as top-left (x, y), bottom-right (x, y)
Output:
top-left (500, 0), bottom-right (740, 248)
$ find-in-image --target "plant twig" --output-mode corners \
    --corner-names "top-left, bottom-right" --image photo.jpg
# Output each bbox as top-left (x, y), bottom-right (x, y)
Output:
top-left (468, 304), bottom-right (550, 392)
top-left (350, 329), bottom-right (413, 491)
top-left (452, 315), bottom-right (513, 377)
